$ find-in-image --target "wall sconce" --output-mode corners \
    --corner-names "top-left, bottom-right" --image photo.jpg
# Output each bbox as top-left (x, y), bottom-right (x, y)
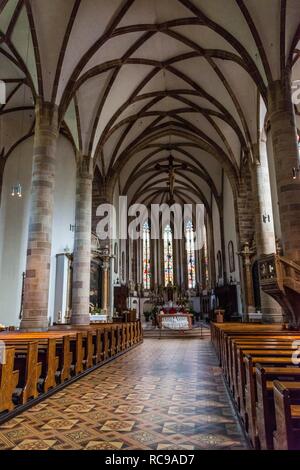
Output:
top-left (292, 166), bottom-right (300, 180)
top-left (11, 183), bottom-right (22, 198)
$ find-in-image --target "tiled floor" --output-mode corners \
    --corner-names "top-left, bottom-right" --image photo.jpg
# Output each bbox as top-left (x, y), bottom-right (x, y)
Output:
top-left (0, 338), bottom-right (248, 450)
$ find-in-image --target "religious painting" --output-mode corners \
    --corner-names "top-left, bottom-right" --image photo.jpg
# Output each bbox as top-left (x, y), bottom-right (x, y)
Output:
top-left (114, 242), bottom-right (118, 274)
top-left (217, 250), bottom-right (222, 279)
top-left (121, 251), bottom-right (125, 282)
top-left (228, 241), bottom-right (235, 273)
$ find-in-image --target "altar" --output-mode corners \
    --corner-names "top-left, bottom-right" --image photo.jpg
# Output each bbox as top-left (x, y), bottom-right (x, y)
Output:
top-left (158, 313), bottom-right (193, 330)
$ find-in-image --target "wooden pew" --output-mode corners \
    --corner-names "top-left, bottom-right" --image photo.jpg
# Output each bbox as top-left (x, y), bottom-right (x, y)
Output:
top-left (226, 336), bottom-right (300, 388)
top-left (244, 355), bottom-right (300, 447)
top-left (210, 323), bottom-right (300, 449)
top-left (13, 342), bottom-right (42, 404)
top-left (121, 324), bottom-right (126, 351)
top-left (103, 328), bottom-right (109, 360)
top-left (95, 328), bottom-right (102, 363)
top-left (85, 331), bottom-right (94, 369)
top-left (69, 333), bottom-right (85, 375)
top-left (60, 335), bottom-right (73, 382)
top-left (38, 338), bottom-right (59, 392)
top-left (0, 321), bottom-right (141, 420)
top-left (0, 347), bottom-right (19, 412)
top-left (232, 344), bottom-right (296, 412)
top-left (273, 380), bottom-right (300, 450)
top-left (255, 365), bottom-right (300, 449)
top-left (111, 325), bottom-right (116, 356)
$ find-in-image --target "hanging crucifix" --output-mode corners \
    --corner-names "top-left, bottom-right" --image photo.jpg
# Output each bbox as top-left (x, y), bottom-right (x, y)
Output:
top-left (155, 154), bottom-right (187, 204)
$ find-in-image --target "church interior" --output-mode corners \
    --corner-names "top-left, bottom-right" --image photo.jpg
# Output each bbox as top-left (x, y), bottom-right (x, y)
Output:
top-left (0, 0), bottom-right (300, 452)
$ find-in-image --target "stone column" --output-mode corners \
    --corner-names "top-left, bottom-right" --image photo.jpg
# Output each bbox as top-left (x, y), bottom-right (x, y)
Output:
top-left (71, 162), bottom-right (92, 326)
top-left (20, 100), bottom-right (58, 331)
top-left (101, 258), bottom-right (109, 313)
top-left (268, 79), bottom-right (300, 261)
top-left (251, 141), bottom-right (283, 322)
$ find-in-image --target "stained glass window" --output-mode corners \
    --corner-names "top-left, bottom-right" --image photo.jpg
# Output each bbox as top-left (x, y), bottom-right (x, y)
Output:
top-left (164, 224), bottom-right (173, 286)
top-left (185, 220), bottom-right (196, 289)
top-left (143, 221), bottom-right (151, 290)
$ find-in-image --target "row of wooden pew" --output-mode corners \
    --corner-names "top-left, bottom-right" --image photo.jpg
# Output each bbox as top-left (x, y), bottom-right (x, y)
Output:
top-left (211, 323), bottom-right (300, 450)
top-left (0, 321), bottom-right (142, 419)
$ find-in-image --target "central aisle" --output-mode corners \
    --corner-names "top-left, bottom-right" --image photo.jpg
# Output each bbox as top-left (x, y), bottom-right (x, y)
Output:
top-left (0, 339), bottom-right (248, 450)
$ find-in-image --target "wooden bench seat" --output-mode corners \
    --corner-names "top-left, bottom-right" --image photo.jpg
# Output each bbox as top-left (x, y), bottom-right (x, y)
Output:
top-left (255, 365), bottom-right (300, 449)
top-left (211, 322), bottom-right (300, 449)
top-left (273, 380), bottom-right (300, 450)
top-left (0, 347), bottom-right (19, 412)
top-left (13, 342), bottom-right (43, 405)
top-left (244, 354), bottom-right (300, 446)
top-left (0, 321), bottom-right (142, 420)
top-left (230, 342), bottom-right (297, 407)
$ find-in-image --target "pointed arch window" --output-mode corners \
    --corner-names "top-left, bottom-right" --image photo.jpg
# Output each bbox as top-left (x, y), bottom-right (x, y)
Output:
top-left (185, 220), bottom-right (196, 289)
top-left (164, 224), bottom-right (173, 286)
top-left (143, 221), bottom-right (151, 290)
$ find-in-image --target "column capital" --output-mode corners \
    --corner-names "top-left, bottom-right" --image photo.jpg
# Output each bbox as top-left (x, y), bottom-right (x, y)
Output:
top-left (267, 77), bottom-right (294, 116)
top-left (35, 98), bottom-right (59, 134)
top-left (76, 152), bottom-right (93, 179)
top-left (251, 143), bottom-right (260, 166)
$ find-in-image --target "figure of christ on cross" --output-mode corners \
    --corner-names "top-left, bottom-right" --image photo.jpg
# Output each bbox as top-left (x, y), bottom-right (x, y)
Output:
top-left (155, 154), bottom-right (187, 205)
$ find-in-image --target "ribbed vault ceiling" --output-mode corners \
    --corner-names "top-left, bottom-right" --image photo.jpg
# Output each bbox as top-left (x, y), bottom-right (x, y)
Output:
top-left (0, 0), bottom-right (299, 207)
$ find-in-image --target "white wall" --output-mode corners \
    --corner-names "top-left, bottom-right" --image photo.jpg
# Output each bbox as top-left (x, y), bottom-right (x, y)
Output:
top-left (0, 135), bottom-right (76, 326)
top-left (0, 138), bottom-right (33, 326)
top-left (48, 137), bottom-right (76, 323)
top-left (112, 182), bottom-right (120, 284)
top-left (223, 175), bottom-right (242, 313)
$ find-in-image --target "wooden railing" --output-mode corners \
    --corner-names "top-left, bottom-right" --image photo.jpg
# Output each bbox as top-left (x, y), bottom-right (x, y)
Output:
top-left (259, 254), bottom-right (300, 327)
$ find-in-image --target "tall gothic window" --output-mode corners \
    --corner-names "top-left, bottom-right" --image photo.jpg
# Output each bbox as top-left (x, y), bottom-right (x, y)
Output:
top-left (143, 221), bottom-right (151, 290)
top-left (164, 224), bottom-right (173, 286)
top-left (203, 225), bottom-right (209, 288)
top-left (185, 220), bottom-right (196, 289)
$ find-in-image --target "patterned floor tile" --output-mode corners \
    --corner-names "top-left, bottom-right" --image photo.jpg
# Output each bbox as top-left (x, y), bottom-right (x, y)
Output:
top-left (0, 338), bottom-right (248, 450)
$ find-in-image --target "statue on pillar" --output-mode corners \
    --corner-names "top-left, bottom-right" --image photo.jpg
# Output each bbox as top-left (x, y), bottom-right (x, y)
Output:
top-left (238, 241), bottom-right (256, 313)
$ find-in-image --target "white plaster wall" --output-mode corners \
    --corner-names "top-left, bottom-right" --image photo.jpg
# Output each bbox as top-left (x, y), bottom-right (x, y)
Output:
top-left (223, 175), bottom-right (242, 313)
top-left (0, 138), bottom-right (33, 326)
top-left (112, 182), bottom-right (120, 283)
top-left (0, 135), bottom-right (76, 327)
top-left (48, 137), bottom-right (76, 323)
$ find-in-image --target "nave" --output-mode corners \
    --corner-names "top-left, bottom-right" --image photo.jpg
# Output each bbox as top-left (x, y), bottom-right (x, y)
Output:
top-left (0, 338), bottom-right (247, 451)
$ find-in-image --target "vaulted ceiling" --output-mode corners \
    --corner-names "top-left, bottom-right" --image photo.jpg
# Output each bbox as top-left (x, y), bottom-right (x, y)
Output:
top-left (0, 0), bottom-right (299, 207)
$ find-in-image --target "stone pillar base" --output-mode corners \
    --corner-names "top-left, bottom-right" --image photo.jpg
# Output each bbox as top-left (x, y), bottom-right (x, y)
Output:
top-left (71, 314), bottom-right (90, 326)
top-left (19, 319), bottom-right (49, 332)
